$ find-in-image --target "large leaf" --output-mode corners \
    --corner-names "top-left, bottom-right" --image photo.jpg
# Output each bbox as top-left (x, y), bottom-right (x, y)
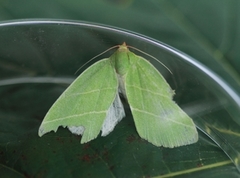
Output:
top-left (0, 82), bottom-right (237, 177)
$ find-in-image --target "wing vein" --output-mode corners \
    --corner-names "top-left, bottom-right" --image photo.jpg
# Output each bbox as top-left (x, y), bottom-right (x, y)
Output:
top-left (66, 87), bottom-right (116, 97)
top-left (131, 108), bottom-right (193, 128)
top-left (43, 110), bottom-right (107, 124)
top-left (126, 84), bottom-right (169, 98)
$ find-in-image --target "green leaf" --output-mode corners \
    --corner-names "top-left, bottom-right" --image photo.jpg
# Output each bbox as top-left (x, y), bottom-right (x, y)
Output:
top-left (0, 82), bottom-right (234, 177)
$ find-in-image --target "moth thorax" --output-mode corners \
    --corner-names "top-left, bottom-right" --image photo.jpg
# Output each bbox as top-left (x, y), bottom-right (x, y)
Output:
top-left (114, 51), bottom-right (130, 76)
top-left (117, 74), bottom-right (127, 100)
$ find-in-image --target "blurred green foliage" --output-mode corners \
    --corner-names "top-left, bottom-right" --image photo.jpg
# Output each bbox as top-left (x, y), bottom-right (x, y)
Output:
top-left (0, 0), bottom-right (240, 93)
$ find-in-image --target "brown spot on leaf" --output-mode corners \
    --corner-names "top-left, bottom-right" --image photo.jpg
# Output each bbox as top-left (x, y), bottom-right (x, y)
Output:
top-left (81, 154), bottom-right (91, 163)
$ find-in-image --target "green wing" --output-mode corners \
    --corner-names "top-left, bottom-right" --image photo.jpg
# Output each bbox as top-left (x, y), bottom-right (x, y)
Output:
top-left (38, 58), bottom-right (118, 143)
top-left (125, 55), bottom-right (198, 148)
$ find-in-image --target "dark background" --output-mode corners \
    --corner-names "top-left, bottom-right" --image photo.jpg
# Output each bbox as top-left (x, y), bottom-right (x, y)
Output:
top-left (1, 0), bottom-right (240, 94)
top-left (1, 0), bottom-right (240, 177)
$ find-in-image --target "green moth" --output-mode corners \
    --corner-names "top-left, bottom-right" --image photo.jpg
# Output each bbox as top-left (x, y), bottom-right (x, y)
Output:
top-left (38, 43), bottom-right (198, 148)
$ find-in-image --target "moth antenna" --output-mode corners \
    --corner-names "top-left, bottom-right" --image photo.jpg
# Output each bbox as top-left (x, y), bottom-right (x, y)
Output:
top-left (127, 45), bottom-right (173, 75)
top-left (75, 44), bottom-right (120, 75)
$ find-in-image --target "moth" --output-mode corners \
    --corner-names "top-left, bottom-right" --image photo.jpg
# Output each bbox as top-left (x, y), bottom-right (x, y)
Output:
top-left (38, 43), bottom-right (198, 148)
